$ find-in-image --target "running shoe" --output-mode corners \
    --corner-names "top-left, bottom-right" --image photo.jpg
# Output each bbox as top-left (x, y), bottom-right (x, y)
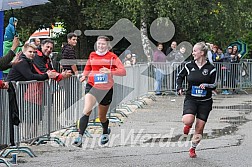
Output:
top-left (189, 148), bottom-right (197, 158)
top-left (183, 125), bottom-right (192, 135)
top-left (72, 136), bottom-right (82, 147)
top-left (100, 128), bottom-right (111, 145)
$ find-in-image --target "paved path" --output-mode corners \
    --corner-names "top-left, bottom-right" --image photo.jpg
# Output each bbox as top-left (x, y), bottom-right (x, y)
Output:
top-left (2, 94), bottom-right (252, 167)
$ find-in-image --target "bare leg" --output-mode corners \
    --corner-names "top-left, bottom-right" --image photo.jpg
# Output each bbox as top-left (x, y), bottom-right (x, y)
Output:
top-left (182, 114), bottom-right (195, 134)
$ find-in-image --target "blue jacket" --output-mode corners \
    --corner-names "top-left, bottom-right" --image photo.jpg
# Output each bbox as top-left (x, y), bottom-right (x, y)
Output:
top-left (4, 17), bottom-right (18, 41)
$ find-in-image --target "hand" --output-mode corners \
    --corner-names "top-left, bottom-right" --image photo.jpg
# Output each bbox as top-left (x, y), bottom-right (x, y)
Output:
top-left (99, 67), bottom-right (111, 74)
top-left (74, 71), bottom-right (79, 76)
top-left (11, 52), bottom-right (22, 65)
top-left (80, 75), bottom-right (87, 82)
top-left (2, 82), bottom-right (9, 89)
top-left (11, 36), bottom-right (20, 51)
top-left (199, 84), bottom-right (206, 89)
top-left (178, 89), bottom-right (183, 96)
top-left (46, 70), bottom-right (59, 79)
top-left (61, 70), bottom-right (72, 79)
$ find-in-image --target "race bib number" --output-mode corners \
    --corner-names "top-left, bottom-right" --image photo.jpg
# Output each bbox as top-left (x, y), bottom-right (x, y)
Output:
top-left (94, 73), bottom-right (108, 84)
top-left (191, 86), bottom-right (207, 97)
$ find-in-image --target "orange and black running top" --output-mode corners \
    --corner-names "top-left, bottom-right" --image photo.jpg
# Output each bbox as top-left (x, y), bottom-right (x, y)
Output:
top-left (83, 51), bottom-right (126, 90)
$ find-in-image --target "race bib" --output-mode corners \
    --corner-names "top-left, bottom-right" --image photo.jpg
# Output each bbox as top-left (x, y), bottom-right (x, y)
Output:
top-left (191, 86), bottom-right (207, 97)
top-left (94, 73), bottom-right (108, 84)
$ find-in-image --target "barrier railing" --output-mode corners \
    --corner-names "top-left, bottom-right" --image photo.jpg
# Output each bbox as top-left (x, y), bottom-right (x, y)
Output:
top-left (148, 61), bottom-right (252, 94)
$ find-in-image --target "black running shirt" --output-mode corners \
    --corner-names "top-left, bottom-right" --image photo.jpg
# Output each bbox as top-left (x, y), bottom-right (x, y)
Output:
top-left (177, 60), bottom-right (216, 101)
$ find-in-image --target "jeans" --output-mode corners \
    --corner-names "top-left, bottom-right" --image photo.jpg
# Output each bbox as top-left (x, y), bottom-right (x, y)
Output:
top-left (154, 68), bottom-right (164, 94)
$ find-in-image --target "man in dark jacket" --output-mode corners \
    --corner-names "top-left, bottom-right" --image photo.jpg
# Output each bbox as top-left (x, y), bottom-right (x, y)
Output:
top-left (166, 41), bottom-right (177, 61)
top-left (32, 39), bottom-right (72, 81)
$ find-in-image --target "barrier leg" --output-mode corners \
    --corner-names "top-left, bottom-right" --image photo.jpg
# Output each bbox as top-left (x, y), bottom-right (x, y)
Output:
top-left (115, 109), bottom-right (128, 117)
top-left (29, 136), bottom-right (65, 147)
top-left (63, 128), bottom-right (92, 138)
top-left (121, 104), bottom-right (133, 113)
top-left (0, 158), bottom-right (11, 167)
top-left (108, 117), bottom-right (123, 124)
top-left (148, 94), bottom-right (157, 101)
top-left (130, 100), bottom-right (143, 108)
top-left (1, 146), bottom-right (36, 158)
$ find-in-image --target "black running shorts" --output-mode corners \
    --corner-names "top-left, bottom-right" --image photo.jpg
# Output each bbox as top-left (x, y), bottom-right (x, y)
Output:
top-left (85, 83), bottom-right (113, 106)
top-left (182, 98), bottom-right (213, 122)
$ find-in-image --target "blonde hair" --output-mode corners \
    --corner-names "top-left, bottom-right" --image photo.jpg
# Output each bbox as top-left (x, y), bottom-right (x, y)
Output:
top-left (195, 42), bottom-right (208, 56)
top-left (22, 43), bottom-right (37, 52)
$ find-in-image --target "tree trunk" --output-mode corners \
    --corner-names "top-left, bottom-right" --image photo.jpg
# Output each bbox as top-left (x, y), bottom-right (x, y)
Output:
top-left (140, 19), bottom-right (153, 63)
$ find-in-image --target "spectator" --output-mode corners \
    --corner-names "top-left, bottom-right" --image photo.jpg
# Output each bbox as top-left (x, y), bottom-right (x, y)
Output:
top-left (211, 45), bottom-right (219, 62)
top-left (61, 32), bottom-right (78, 111)
top-left (166, 41), bottom-right (177, 62)
top-left (206, 43), bottom-right (214, 64)
top-left (61, 33), bottom-right (78, 75)
top-left (230, 45), bottom-right (241, 94)
top-left (4, 17), bottom-right (18, 41)
top-left (231, 45), bottom-right (241, 63)
top-left (221, 46), bottom-right (232, 62)
top-left (153, 43), bottom-right (166, 95)
top-left (216, 48), bottom-right (224, 61)
top-left (166, 41), bottom-right (177, 56)
top-left (131, 54), bottom-right (137, 65)
top-left (123, 50), bottom-right (136, 66)
top-left (34, 38), bottom-right (41, 48)
top-left (32, 39), bottom-right (72, 81)
top-left (2, 18), bottom-right (22, 79)
top-left (172, 45), bottom-right (186, 63)
top-left (220, 46), bottom-right (232, 95)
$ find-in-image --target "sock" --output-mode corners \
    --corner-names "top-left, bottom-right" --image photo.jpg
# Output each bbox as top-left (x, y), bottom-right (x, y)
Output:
top-left (191, 142), bottom-right (198, 149)
top-left (78, 115), bottom-right (89, 136)
top-left (101, 119), bottom-right (109, 134)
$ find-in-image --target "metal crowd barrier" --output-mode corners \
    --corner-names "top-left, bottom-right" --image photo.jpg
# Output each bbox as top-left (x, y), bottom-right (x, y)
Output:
top-left (108, 64), bottom-right (151, 121)
top-left (0, 89), bottom-right (12, 167)
top-left (148, 61), bottom-right (252, 94)
top-left (0, 89), bottom-right (10, 148)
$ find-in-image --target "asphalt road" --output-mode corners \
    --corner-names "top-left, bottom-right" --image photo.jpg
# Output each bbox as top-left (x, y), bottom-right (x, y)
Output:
top-left (2, 93), bottom-right (252, 167)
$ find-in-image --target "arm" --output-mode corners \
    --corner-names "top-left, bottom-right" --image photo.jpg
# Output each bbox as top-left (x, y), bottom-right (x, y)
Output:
top-left (71, 64), bottom-right (78, 75)
top-left (0, 50), bottom-right (16, 71)
top-left (15, 61), bottom-right (49, 81)
top-left (207, 51), bottom-right (213, 64)
top-left (176, 65), bottom-right (188, 91)
top-left (201, 68), bottom-right (217, 90)
top-left (83, 58), bottom-right (92, 77)
top-left (111, 57), bottom-right (126, 76)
